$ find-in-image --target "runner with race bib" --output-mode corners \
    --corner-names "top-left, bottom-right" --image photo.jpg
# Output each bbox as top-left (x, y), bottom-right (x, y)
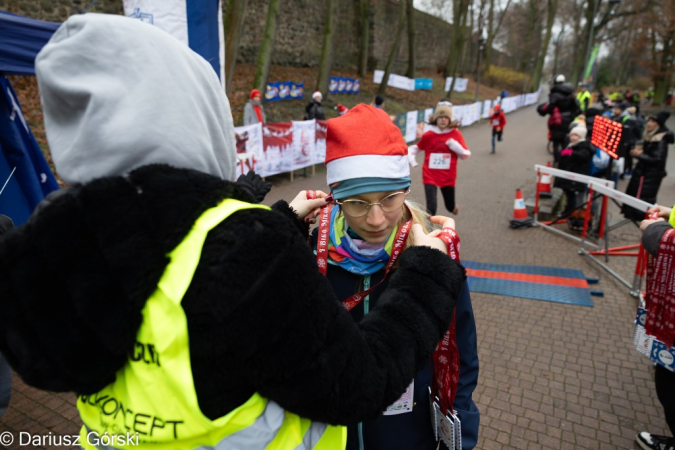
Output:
top-left (410, 101), bottom-right (472, 216)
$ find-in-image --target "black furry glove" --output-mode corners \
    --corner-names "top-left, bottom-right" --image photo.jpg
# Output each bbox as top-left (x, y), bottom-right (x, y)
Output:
top-left (0, 215), bottom-right (14, 236)
top-left (236, 170), bottom-right (272, 203)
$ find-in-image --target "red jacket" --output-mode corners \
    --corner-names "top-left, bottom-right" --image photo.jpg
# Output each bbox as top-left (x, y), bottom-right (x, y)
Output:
top-left (490, 111), bottom-right (506, 130)
top-left (417, 127), bottom-right (471, 187)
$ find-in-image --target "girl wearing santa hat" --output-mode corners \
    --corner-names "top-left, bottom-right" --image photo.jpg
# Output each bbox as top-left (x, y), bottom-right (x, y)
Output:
top-left (412, 102), bottom-right (471, 216)
top-left (307, 104), bottom-right (480, 449)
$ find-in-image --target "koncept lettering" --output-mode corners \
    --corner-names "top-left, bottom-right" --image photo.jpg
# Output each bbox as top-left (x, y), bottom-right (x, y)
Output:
top-left (130, 341), bottom-right (161, 367)
top-left (79, 394), bottom-right (183, 438)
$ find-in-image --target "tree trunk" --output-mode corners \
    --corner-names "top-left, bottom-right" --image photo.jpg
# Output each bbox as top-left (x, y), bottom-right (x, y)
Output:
top-left (483, 0), bottom-right (511, 74)
top-left (224, 0), bottom-right (249, 96)
top-left (459, 0), bottom-right (474, 77)
top-left (406, 0), bottom-right (416, 78)
top-left (253, 0), bottom-right (281, 92)
top-left (316, 0), bottom-right (336, 96)
top-left (531, 0), bottom-right (557, 90)
top-left (358, 0), bottom-right (370, 78)
top-left (444, 0), bottom-right (470, 96)
top-left (377, 0), bottom-right (406, 97)
top-left (519, 0), bottom-right (538, 72)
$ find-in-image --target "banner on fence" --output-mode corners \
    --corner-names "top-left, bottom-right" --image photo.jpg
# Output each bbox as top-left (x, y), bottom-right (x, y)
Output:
top-left (233, 122), bottom-right (263, 176)
top-left (292, 120), bottom-right (316, 170)
top-left (374, 70), bottom-right (415, 91)
top-left (329, 77), bottom-right (360, 94)
top-left (414, 78), bottom-right (433, 90)
top-left (265, 81), bottom-right (304, 102)
top-left (262, 122), bottom-right (293, 176)
top-left (315, 120), bottom-right (327, 164)
top-left (444, 77), bottom-right (468, 92)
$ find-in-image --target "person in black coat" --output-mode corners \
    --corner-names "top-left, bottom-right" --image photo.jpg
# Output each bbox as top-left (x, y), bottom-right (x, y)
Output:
top-left (305, 91), bottom-right (326, 120)
top-left (622, 111), bottom-right (673, 221)
top-left (537, 75), bottom-right (582, 165)
top-left (555, 125), bottom-right (593, 216)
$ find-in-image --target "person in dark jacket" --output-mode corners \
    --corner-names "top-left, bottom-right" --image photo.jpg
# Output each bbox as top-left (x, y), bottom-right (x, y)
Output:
top-left (537, 75), bottom-right (582, 165)
top-left (311, 104), bottom-right (479, 450)
top-left (0, 15), bottom-right (465, 449)
top-left (305, 91), bottom-right (326, 120)
top-left (636, 206), bottom-right (675, 450)
top-left (612, 102), bottom-right (641, 178)
top-left (622, 111), bottom-right (673, 221)
top-left (555, 125), bottom-right (593, 217)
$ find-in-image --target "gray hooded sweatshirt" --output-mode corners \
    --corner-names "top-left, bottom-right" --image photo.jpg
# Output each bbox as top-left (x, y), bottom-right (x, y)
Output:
top-left (35, 13), bottom-right (237, 185)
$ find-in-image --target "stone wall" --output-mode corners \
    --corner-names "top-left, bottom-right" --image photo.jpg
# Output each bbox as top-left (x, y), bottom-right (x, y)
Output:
top-left (2, 0), bottom-right (507, 73)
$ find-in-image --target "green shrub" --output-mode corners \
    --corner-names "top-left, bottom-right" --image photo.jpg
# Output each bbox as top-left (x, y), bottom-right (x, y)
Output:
top-left (483, 66), bottom-right (530, 93)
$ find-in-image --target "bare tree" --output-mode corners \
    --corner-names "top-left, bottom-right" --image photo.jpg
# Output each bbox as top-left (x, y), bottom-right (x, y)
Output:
top-left (406, 0), bottom-right (416, 78)
top-left (253, 0), bottom-right (280, 92)
top-left (358, 0), bottom-right (370, 78)
top-left (483, 0), bottom-right (511, 74)
top-left (445, 0), bottom-right (471, 95)
top-left (224, 0), bottom-right (248, 96)
top-left (316, 0), bottom-right (336, 95)
top-left (531, 0), bottom-right (557, 90)
top-left (377, 0), bottom-right (407, 97)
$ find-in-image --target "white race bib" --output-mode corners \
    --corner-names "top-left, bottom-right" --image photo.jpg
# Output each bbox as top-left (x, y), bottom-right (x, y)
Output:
top-left (429, 153), bottom-right (451, 170)
top-left (492, 119), bottom-right (500, 126)
top-left (383, 380), bottom-right (414, 415)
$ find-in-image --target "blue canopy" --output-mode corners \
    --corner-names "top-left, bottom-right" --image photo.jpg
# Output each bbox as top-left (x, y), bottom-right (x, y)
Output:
top-left (0, 11), bottom-right (59, 76)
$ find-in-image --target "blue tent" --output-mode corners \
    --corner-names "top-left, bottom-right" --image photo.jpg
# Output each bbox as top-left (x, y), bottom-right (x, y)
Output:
top-left (0, 11), bottom-right (60, 225)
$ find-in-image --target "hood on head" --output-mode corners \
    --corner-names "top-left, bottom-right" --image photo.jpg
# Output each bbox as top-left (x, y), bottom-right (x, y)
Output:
top-left (35, 13), bottom-right (237, 185)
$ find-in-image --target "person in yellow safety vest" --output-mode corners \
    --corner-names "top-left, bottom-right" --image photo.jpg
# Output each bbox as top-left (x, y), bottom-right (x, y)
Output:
top-left (0, 14), bottom-right (466, 450)
top-left (576, 86), bottom-right (592, 111)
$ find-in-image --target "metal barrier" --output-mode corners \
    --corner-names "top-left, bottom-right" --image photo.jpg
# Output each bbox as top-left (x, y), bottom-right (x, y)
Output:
top-left (533, 164), bottom-right (652, 302)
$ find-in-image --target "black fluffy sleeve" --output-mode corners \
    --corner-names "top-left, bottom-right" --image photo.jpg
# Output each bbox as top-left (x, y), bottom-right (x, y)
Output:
top-left (184, 207), bottom-right (464, 425)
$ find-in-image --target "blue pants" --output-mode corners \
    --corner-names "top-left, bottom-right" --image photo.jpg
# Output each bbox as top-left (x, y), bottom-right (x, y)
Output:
top-left (491, 129), bottom-right (503, 152)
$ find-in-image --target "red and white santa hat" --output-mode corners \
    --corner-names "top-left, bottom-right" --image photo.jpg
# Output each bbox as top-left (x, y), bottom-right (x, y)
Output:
top-left (325, 104), bottom-right (410, 199)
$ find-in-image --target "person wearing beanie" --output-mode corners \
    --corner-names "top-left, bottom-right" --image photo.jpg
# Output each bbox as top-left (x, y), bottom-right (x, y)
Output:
top-left (311, 103), bottom-right (479, 450)
top-left (243, 88), bottom-right (266, 125)
top-left (0, 15), bottom-right (467, 450)
top-left (555, 125), bottom-right (593, 220)
top-left (372, 95), bottom-right (385, 110)
top-left (622, 111), bottom-right (674, 221)
top-left (411, 101), bottom-right (471, 215)
top-left (305, 90), bottom-right (326, 120)
top-left (489, 104), bottom-right (507, 154)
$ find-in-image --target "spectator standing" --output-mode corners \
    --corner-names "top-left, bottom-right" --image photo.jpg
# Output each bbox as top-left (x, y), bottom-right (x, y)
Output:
top-left (489, 104), bottom-right (506, 154)
top-left (622, 111), bottom-right (673, 221)
top-left (413, 102), bottom-right (471, 215)
top-left (636, 205), bottom-right (675, 450)
top-left (537, 74), bottom-right (582, 165)
top-left (305, 91), bottom-right (326, 120)
top-left (243, 88), bottom-right (266, 125)
top-left (576, 85), bottom-right (591, 111)
top-left (373, 95), bottom-right (386, 110)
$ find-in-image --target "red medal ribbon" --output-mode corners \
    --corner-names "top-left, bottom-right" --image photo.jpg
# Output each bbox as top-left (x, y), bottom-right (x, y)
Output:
top-left (646, 228), bottom-right (675, 347)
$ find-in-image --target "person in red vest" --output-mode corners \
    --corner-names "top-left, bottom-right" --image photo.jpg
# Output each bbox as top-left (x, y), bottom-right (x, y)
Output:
top-left (413, 101), bottom-right (471, 216)
top-left (489, 104), bottom-right (506, 154)
top-left (243, 88), bottom-right (266, 125)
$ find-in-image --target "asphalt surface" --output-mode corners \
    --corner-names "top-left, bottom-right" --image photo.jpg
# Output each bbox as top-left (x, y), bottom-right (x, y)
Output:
top-left (1, 102), bottom-right (674, 449)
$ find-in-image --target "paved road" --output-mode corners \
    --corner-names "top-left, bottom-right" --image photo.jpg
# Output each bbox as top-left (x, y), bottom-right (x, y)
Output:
top-left (2, 103), bottom-right (674, 449)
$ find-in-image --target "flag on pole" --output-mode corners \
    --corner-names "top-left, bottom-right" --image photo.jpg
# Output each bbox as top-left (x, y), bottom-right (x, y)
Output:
top-left (123, 0), bottom-right (225, 85)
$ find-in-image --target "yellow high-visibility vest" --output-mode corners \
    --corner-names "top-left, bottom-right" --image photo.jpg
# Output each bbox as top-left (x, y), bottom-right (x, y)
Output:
top-left (77, 198), bottom-right (346, 450)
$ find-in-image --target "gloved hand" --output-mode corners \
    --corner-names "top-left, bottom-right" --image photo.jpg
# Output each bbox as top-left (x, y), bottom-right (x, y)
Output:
top-left (560, 148), bottom-right (573, 157)
top-left (408, 145), bottom-right (419, 167)
top-left (0, 215), bottom-right (14, 237)
top-left (236, 171), bottom-right (272, 203)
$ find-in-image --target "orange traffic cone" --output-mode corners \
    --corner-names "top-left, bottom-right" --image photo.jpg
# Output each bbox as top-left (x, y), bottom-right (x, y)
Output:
top-left (510, 189), bottom-right (533, 228)
top-left (537, 162), bottom-right (552, 198)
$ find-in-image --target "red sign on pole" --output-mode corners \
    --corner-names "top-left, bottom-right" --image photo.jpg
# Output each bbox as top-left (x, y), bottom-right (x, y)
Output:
top-left (591, 116), bottom-right (622, 159)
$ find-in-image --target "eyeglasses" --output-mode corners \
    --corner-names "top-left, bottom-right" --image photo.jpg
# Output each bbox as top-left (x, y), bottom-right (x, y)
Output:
top-left (335, 189), bottom-right (410, 217)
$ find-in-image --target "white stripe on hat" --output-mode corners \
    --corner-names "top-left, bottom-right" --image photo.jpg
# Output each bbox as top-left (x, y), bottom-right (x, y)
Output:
top-left (326, 154), bottom-right (410, 185)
